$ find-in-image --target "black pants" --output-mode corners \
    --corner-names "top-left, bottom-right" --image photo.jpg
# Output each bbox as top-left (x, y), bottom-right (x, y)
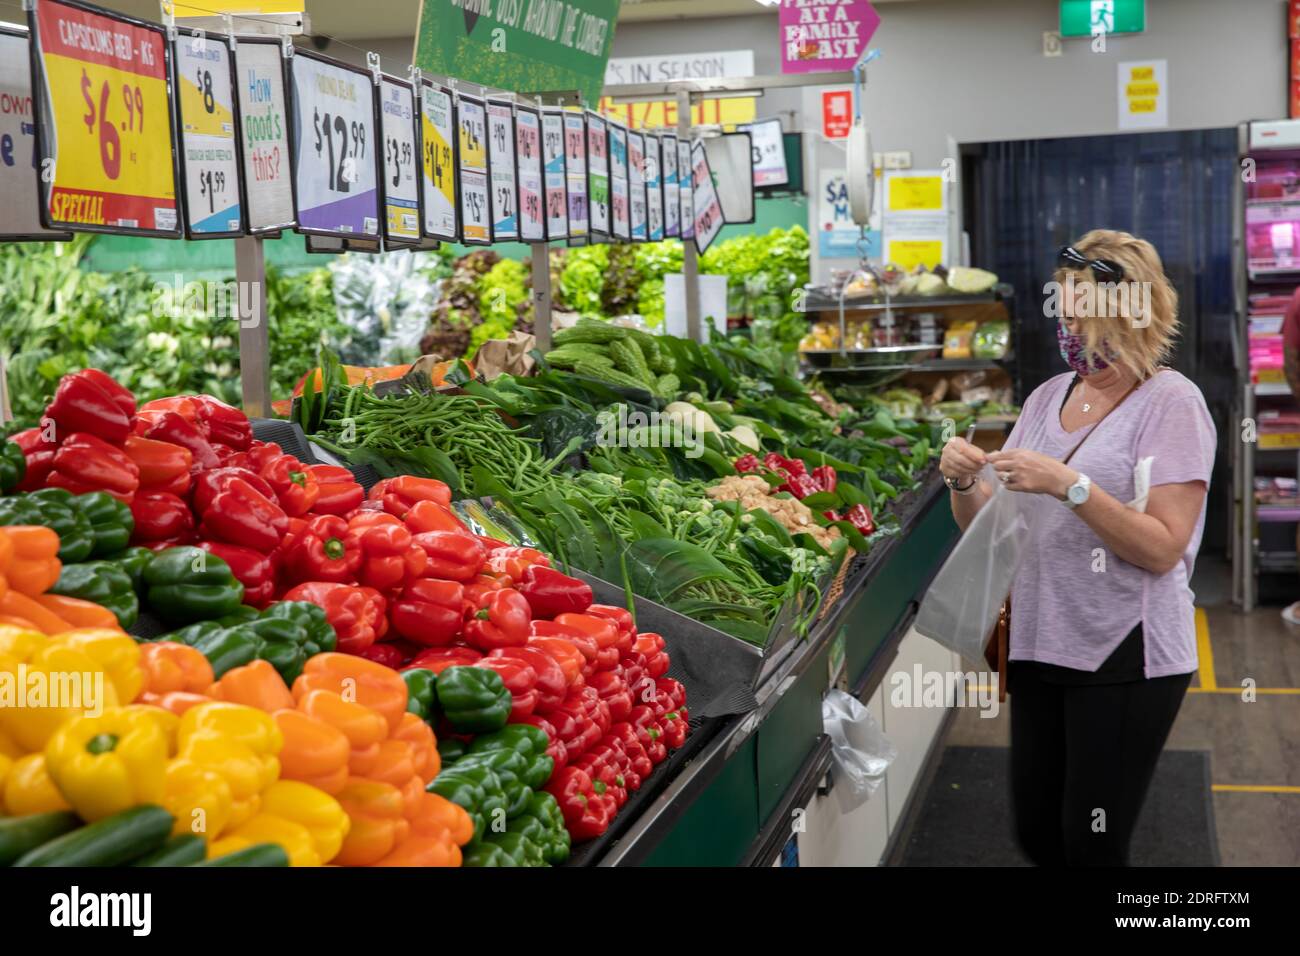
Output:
top-left (1008, 662), bottom-right (1191, 866)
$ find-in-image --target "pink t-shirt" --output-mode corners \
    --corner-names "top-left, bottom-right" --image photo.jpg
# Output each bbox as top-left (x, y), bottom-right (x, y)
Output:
top-left (1003, 369), bottom-right (1216, 678)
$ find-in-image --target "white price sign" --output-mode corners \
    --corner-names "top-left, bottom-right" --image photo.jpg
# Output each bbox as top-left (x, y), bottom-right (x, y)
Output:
top-left (645, 133), bottom-right (664, 242)
top-left (678, 139), bottom-right (695, 241)
top-left (661, 132), bottom-right (679, 239)
top-left (419, 84), bottom-right (457, 242)
top-left (609, 120), bottom-right (630, 242)
top-left (291, 51), bottom-right (379, 237)
top-left (741, 118), bottom-right (787, 188)
top-left (487, 100), bottom-right (517, 241)
top-left (234, 39), bottom-right (294, 232)
top-left (541, 109), bottom-right (568, 240)
top-left (585, 111), bottom-right (607, 237)
top-left (515, 106), bottom-right (544, 242)
top-left (380, 77), bottom-right (420, 244)
top-left (690, 140), bottom-right (723, 253)
top-left (174, 31), bottom-right (243, 236)
top-left (628, 129), bottom-right (647, 242)
top-left (457, 95), bottom-right (489, 244)
top-left (0, 27), bottom-right (67, 239)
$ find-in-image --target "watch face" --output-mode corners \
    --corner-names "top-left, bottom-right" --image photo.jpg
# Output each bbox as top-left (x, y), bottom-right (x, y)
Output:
top-left (1068, 482), bottom-right (1089, 504)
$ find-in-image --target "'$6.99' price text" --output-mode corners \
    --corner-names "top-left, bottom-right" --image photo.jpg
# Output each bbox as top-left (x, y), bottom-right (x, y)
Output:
top-left (81, 67), bottom-right (145, 181)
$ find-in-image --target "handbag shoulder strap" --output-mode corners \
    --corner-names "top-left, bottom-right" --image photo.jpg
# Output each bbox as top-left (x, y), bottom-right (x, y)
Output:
top-left (1061, 378), bottom-right (1141, 465)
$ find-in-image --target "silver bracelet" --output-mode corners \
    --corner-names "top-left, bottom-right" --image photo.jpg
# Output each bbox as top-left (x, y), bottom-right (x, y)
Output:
top-left (945, 475), bottom-right (978, 495)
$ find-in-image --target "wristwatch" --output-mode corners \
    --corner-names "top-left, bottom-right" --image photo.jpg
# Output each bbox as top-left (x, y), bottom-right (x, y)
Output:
top-left (945, 474), bottom-right (977, 495)
top-left (1064, 473), bottom-right (1092, 509)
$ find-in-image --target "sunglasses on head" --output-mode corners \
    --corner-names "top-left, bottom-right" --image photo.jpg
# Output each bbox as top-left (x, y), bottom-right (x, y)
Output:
top-left (1057, 245), bottom-right (1125, 282)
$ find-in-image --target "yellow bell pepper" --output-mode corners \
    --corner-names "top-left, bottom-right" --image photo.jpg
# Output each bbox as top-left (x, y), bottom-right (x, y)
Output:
top-left (50, 629), bottom-right (143, 704)
top-left (44, 706), bottom-right (168, 821)
top-left (0, 725), bottom-right (20, 759)
top-left (177, 702), bottom-right (282, 829)
top-left (163, 757), bottom-right (233, 840)
top-left (122, 704), bottom-right (180, 754)
top-left (258, 780), bottom-right (350, 864)
top-left (4, 752), bottom-right (72, 815)
top-left (0, 752), bottom-right (11, 804)
top-left (0, 645), bottom-right (117, 753)
top-left (220, 812), bottom-right (320, 867)
top-left (0, 625), bottom-right (43, 660)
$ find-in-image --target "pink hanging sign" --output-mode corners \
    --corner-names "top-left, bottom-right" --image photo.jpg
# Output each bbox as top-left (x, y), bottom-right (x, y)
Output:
top-left (780, 0), bottom-right (880, 74)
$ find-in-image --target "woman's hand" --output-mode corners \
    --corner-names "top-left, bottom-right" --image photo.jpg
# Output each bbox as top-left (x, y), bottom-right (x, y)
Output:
top-left (986, 449), bottom-right (1076, 498)
top-left (940, 437), bottom-right (987, 482)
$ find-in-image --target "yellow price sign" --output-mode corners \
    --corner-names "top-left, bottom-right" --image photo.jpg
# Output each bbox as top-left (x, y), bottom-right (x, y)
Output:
top-left (420, 88), bottom-right (457, 241)
top-left (597, 96), bottom-right (757, 131)
top-left (171, 1), bottom-right (303, 15)
top-left (887, 239), bottom-right (945, 271)
top-left (887, 175), bottom-right (944, 213)
top-left (33, 0), bottom-right (178, 234)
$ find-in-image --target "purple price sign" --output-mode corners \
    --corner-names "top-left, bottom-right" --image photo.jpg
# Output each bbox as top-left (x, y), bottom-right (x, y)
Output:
top-left (780, 0), bottom-right (880, 74)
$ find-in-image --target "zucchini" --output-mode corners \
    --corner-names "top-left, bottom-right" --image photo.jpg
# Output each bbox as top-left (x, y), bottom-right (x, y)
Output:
top-left (130, 833), bottom-right (207, 866)
top-left (0, 811), bottom-right (81, 866)
top-left (192, 843), bottom-right (289, 867)
top-left (13, 805), bottom-right (173, 867)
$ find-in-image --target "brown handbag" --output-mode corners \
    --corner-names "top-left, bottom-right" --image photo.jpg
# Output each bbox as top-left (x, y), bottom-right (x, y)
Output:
top-left (982, 379), bottom-right (1140, 701)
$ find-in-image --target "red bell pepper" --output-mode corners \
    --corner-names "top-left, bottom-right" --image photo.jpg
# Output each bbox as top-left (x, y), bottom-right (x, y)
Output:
top-left (620, 655), bottom-right (648, 704)
top-left (307, 464), bottom-right (365, 516)
top-left (75, 369), bottom-right (137, 419)
top-left (197, 540), bottom-right (276, 608)
top-left (44, 370), bottom-right (132, 445)
top-left (545, 766), bottom-right (612, 842)
top-left (822, 509), bottom-right (843, 523)
top-left (655, 677), bottom-right (687, 711)
top-left (225, 440), bottom-right (281, 474)
top-left (572, 750), bottom-right (627, 808)
top-left (139, 396), bottom-right (201, 423)
top-left (196, 475), bottom-right (289, 553)
top-left (475, 656), bottom-right (539, 720)
top-left (357, 642), bottom-right (407, 669)
top-left (404, 645), bottom-right (482, 674)
top-left (554, 613), bottom-right (620, 671)
top-left (390, 578), bottom-right (465, 647)
top-left (11, 426), bottom-right (58, 492)
top-left (660, 709), bottom-right (688, 749)
top-left (487, 646), bottom-right (566, 711)
top-left (484, 546), bottom-right (550, 586)
top-left (123, 435), bottom-right (192, 496)
top-left (347, 513), bottom-right (427, 593)
top-left (812, 464), bottom-right (837, 494)
top-left (283, 581), bottom-right (386, 654)
top-left (47, 433), bottom-right (140, 501)
top-left (555, 684), bottom-right (605, 751)
top-left (633, 632), bottom-right (670, 679)
top-left (586, 670), bottom-right (634, 724)
top-left (734, 453), bottom-right (760, 474)
top-left (517, 713), bottom-right (568, 768)
top-left (190, 395), bottom-right (252, 450)
top-left (130, 491), bottom-right (195, 544)
top-left (192, 467), bottom-right (277, 512)
top-left (530, 620), bottom-right (598, 672)
top-left (476, 535), bottom-right (508, 553)
top-left (463, 571), bottom-right (511, 607)
top-left (526, 636), bottom-right (585, 687)
top-left (611, 722), bottom-right (654, 780)
top-left (411, 531), bottom-right (487, 582)
top-left (134, 409), bottom-right (221, 471)
top-left (401, 498), bottom-right (468, 535)
top-left (534, 706), bottom-right (583, 760)
top-left (844, 503), bottom-right (876, 536)
top-left (284, 514), bottom-right (362, 584)
top-left (586, 604), bottom-right (635, 651)
top-left (780, 473), bottom-right (822, 500)
top-left (516, 565), bottom-right (593, 619)
top-left (261, 453), bottom-right (320, 517)
top-left (765, 452), bottom-right (806, 478)
top-left (369, 476), bottom-right (452, 518)
top-left (463, 588), bottom-right (532, 652)
top-left (630, 705), bottom-right (667, 764)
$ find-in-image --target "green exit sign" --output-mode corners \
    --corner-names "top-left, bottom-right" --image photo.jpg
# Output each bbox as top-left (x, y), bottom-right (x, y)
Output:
top-left (1060, 0), bottom-right (1145, 38)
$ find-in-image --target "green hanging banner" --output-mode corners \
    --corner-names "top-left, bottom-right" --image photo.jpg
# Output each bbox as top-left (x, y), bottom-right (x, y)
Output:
top-left (414, 0), bottom-right (621, 106)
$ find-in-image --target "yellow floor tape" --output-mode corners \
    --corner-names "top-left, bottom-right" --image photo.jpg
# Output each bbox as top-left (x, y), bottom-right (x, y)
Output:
top-left (1212, 784), bottom-right (1300, 794)
top-left (1195, 607), bottom-right (1217, 690)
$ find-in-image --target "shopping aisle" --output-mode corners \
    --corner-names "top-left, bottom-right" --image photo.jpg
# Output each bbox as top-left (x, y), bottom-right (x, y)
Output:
top-left (904, 558), bottom-right (1300, 866)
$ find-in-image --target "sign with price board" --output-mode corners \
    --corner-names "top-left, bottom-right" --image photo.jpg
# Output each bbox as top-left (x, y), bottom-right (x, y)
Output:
top-left (608, 120), bottom-right (630, 242)
top-left (456, 94), bottom-right (489, 244)
top-left (678, 139), bottom-right (694, 242)
top-left (690, 140), bottom-right (723, 254)
top-left (378, 76), bottom-right (420, 246)
top-left (0, 25), bottom-right (70, 240)
top-left (289, 49), bottom-right (380, 238)
top-left (644, 133), bottom-right (664, 242)
top-left (741, 118), bottom-right (788, 188)
top-left (234, 38), bottom-right (294, 233)
top-left (561, 111), bottom-right (586, 240)
top-left (514, 106), bottom-right (545, 242)
top-left (417, 82), bottom-right (456, 242)
top-left (29, 0), bottom-right (180, 237)
top-left (627, 129), bottom-right (647, 242)
top-left (172, 29), bottom-right (244, 238)
top-left (661, 133), bottom-right (679, 238)
top-left (585, 111), bottom-right (607, 240)
top-left (541, 108), bottom-right (568, 241)
top-left (486, 100), bottom-right (518, 241)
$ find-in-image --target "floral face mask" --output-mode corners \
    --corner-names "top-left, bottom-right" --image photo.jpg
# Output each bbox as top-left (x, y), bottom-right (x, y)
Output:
top-left (1057, 322), bottom-right (1117, 375)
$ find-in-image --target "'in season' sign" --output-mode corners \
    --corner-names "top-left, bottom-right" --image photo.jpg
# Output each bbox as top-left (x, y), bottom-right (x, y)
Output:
top-left (780, 0), bottom-right (880, 74)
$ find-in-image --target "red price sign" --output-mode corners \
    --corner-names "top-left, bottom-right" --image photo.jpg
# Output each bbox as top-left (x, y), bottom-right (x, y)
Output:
top-left (822, 89), bottom-right (852, 140)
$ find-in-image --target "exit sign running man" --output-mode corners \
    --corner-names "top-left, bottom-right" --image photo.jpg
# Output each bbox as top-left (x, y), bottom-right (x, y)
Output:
top-left (1060, 0), bottom-right (1145, 39)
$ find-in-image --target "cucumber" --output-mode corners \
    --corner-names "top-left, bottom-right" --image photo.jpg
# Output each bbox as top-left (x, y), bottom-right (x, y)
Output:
top-left (13, 805), bottom-right (173, 867)
top-left (0, 811), bottom-right (81, 866)
top-left (191, 843), bottom-right (289, 867)
top-left (130, 833), bottom-right (207, 866)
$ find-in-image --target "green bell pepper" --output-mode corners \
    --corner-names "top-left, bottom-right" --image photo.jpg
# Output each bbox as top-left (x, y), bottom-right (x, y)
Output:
top-left (518, 791), bottom-right (570, 865)
top-left (230, 618), bottom-right (307, 684)
top-left (461, 843), bottom-right (517, 867)
top-left (216, 606), bottom-right (261, 627)
top-left (435, 666), bottom-right (511, 734)
top-left (454, 749), bottom-right (532, 819)
top-left (437, 737), bottom-right (467, 763)
top-left (187, 625), bottom-right (265, 679)
top-left (0, 441), bottom-right (25, 494)
top-left (48, 561), bottom-right (139, 630)
top-left (0, 493), bottom-right (94, 563)
top-left (428, 763), bottom-right (508, 843)
top-left (142, 547), bottom-right (245, 626)
top-left (467, 724), bottom-right (554, 790)
top-left (145, 620), bottom-right (222, 646)
top-left (67, 491), bottom-right (134, 557)
top-left (103, 546), bottom-right (155, 594)
top-left (402, 669), bottom-right (439, 722)
top-left (260, 601), bottom-right (336, 656)
top-left (484, 830), bottom-right (544, 867)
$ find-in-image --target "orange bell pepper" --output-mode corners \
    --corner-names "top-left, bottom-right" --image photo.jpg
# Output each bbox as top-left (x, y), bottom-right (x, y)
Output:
top-left (209, 659), bottom-right (295, 712)
top-left (294, 689), bottom-right (388, 751)
top-left (0, 590), bottom-right (71, 634)
top-left (391, 711), bottom-right (440, 783)
top-left (139, 641), bottom-right (214, 697)
top-left (411, 789), bottom-right (475, 846)
top-left (370, 832), bottom-right (461, 867)
top-left (292, 653), bottom-right (407, 734)
top-left (149, 691), bottom-right (213, 716)
top-left (273, 709), bottom-right (351, 795)
top-left (348, 738), bottom-right (415, 788)
top-left (0, 526), bottom-right (61, 597)
top-left (32, 593), bottom-right (119, 631)
top-left (527, 636), bottom-right (585, 686)
top-left (332, 777), bottom-right (410, 866)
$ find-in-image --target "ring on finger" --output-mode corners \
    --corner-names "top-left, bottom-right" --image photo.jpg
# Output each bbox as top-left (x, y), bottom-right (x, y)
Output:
top-left (999, 471), bottom-right (1012, 484)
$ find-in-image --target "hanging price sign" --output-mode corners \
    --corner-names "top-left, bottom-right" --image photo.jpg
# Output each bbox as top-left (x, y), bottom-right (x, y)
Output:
top-left (585, 111), bottom-right (607, 239)
top-left (627, 129), bottom-right (647, 242)
top-left (418, 83), bottom-right (456, 242)
top-left (644, 133), bottom-right (664, 242)
top-left (486, 100), bottom-right (517, 241)
top-left (456, 94), bottom-right (489, 244)
top-left (741, 117), bottom-right (788, 188)
top-left (0, 25), bottom-right (70, 240)
top-left (29, 0), bottom-right (179, 236)
top-left (290, 49), bottom-right (379, 238)
top-left (541, 108), bottom-right (568, 241)
top-left (234, 38), bottom-right (293, 233)
top-left (608, 119), bottom-right (629, 242)
top-left (661, 132), bottom-right (680, 239)
top-left (173, 30), bottom-right (243, 237)
top-left (691, 139), bottom-right (723, 254)
top-left (515, 105), bottom-right (544, 242)
top-left (379, 76), bottom-right (419, 245)
top-left (678, 139), bottom-right (695, 242)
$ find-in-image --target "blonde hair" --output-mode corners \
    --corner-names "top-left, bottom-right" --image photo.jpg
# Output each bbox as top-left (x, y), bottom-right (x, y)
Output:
top-left (1051, 228), bottom-right (1179, 379)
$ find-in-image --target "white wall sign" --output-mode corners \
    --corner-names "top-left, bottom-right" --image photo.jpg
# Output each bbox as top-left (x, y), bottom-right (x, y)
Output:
top-left (379, 77), bottom-right (420, 244)
top-left (605, 50), bottom-right (755, 85)
top-left (1118, 59), bottom-right (1167, 130)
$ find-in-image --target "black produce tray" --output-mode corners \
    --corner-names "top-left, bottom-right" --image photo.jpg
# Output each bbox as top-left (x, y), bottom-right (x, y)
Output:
top-left (250, 418), bottom-right (318, 464)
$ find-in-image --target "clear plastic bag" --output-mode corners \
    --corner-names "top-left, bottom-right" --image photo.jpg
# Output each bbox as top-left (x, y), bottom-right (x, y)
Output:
top-left (914, 464), bottom-right (1046, 665)
top-left (822, 689), bottom-right (896, 814)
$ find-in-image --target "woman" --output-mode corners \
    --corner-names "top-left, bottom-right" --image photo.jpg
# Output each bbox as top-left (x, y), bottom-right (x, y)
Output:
top-left (939, 229), bottom-right (1216, 866)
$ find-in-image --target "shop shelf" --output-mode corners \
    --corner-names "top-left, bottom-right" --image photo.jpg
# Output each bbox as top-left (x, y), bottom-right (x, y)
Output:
top-left (795, 287), bottom-right (1012, 314)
